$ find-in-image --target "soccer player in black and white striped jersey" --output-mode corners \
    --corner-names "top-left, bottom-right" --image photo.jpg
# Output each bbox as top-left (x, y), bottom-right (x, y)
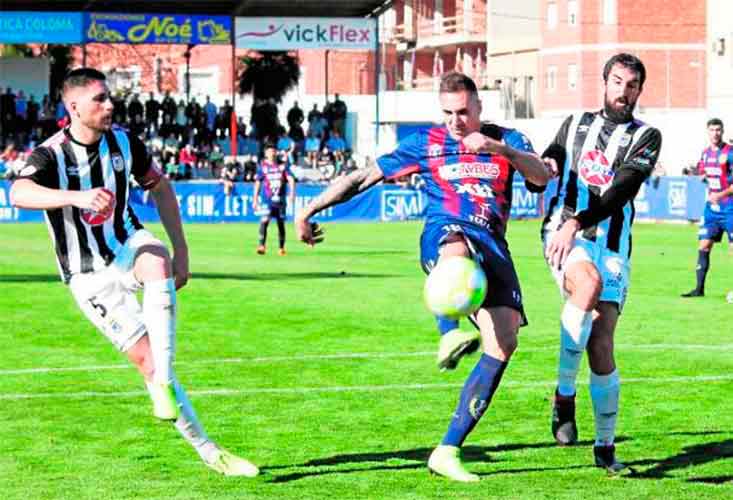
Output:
top-left (532, 54), bottom-right (662, 475)
top-left (10, 68), bottom-right (258, 477)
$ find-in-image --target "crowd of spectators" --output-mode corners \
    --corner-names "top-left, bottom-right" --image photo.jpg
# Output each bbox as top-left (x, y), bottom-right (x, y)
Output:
top-left (1, 86), bottom-right (358, 186)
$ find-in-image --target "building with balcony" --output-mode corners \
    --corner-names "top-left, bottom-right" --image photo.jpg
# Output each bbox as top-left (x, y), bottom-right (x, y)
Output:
top-left (539, 0), bottom-right (706, 117)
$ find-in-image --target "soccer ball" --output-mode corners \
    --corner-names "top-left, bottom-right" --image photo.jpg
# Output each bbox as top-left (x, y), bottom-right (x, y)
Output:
top-left (726, 291), bottom-right (733, 304)
top-left (424, 256), bottom-right (487, 319)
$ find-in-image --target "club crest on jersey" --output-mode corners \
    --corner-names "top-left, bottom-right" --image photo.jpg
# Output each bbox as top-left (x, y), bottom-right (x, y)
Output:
top-left (579, 150), bottom-right (614, 186)
top-left (438, 162), bottom-right (500, 181)
top-left (428, 143), bottom-right (443, 157)
top-left (111, 154), bottom-right (125, 172)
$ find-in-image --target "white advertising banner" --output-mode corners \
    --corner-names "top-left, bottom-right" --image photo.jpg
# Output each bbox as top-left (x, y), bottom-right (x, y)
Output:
top-left (236, 17), bottom-right (377, 50)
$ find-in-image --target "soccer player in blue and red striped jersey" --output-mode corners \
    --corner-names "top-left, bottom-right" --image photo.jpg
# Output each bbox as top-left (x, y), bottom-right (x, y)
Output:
top-left (295, 72), bottom-right (550, 481)
top-left (253, 142), bottom-right (296, 255)
top-left (681, 118), bottom-right (733, 297)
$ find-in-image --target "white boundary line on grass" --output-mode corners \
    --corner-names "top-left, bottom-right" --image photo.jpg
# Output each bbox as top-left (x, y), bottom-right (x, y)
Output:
top-left (1, 343), bottom-right (732, 376)
top-left (1, 374), bottom-right (733, 401)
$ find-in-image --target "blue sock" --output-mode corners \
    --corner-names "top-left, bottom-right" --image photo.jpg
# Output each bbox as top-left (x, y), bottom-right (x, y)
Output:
top-left (436, 315), bottom-right (459, 336)
top-left (442, 354), bottom-right (508, 447)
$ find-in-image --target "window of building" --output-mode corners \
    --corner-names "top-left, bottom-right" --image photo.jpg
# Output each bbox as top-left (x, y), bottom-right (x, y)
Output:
top-left (107, 66), bottom-right (141, 93)
top-left (547, 3), bottom-right (558, 29)
top-left (568, 0), bottom-right (578, 27)
top-left (603, 0), bottom-right (617, 25)
top-left (568, 63), bottom-right (578, 90)
top-left (547, 65), bottom-right (557, 93)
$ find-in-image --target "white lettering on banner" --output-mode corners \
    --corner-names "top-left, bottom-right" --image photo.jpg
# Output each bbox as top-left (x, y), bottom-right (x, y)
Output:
top-left (381, 190), bottom-right (423, 221)
top-left (223, 195), bottom-right (251, 217)
top-left (511, 185), bottom-right (539, 217)
top-left (0, 185), bottom-right (19, 221)
top-left (668, 181), bottom-right (687, 217)
top-left (186, 195), bottom-right (216, 217)
top-left (294, 196), bottom-right (333, 217)
top-left (438, 162), bottom-right (501, 181)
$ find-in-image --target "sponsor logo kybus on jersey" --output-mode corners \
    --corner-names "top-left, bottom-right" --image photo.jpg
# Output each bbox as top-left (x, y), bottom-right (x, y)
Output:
top-left (579, 150), bottom-right (614, 187)
top-left (438, 162), bottom-right (500, 181)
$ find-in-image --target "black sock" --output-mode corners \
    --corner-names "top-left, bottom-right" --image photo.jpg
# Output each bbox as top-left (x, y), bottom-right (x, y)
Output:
top-left (258, 220), bottom-right (269, 246)
top-left (277, 218), bottom-right (286, 248)
top-left (695, 249), bottom-right (710, 292)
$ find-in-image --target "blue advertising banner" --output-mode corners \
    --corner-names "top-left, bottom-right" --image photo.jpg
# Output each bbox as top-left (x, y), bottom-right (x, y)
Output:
top-left (0, 12), bottom-right (83, 44)
top-left (85, 13), bottom-right (232, 44)
top-left (0, 178), bottom-right (705, 225)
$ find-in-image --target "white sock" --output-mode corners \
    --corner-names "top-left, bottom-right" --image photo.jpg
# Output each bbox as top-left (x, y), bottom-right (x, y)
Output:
top-left (589, 369), bottom-right (620, 446)
top-left (170, 376), bottom-right (219, 463)
top-left (143, 278), bottom-right (176, 385)
top-left (557, 301), bottom-right (593, 396)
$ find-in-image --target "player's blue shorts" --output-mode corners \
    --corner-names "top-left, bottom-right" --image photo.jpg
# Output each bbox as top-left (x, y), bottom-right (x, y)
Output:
top-left (420, 218), bottom-right (527, 326)
top-left (699, 204), bottom-right (733, 242)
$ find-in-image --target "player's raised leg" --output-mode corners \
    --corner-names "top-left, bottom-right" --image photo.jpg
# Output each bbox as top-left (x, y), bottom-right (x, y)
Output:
top-left (552, 259), bottom-right (601, 445)
top-left (126, 336), bottom-right (259, 476)
top-left (428, 305), bottom-right (520, 482)
top-left (428, 233), bottom-right (480, 371)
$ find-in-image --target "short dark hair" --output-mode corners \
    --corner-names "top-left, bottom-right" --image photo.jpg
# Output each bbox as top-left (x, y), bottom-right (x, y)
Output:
top-left (62, 68), bottom-right (106, 96)
top-left (439, 71), bottom-right (478, 96)
top-left (707, 118), bottom-right (724, 128)
top-left (602, 53), bottom-right (646, 88)
top-left (263, 142), bottom-right (277, 150)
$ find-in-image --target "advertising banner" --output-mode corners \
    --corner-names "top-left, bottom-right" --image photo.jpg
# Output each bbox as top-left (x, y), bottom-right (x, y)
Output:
top-left (85, 13), bottom-right (232, 44)
top-left (0, 12), bottom-right (83, 44)
top-left (236, 17), bottom-right (377, 50)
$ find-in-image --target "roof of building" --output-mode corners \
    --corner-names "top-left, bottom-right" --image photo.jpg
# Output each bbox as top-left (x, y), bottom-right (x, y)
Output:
top-left (1, 0), bottom-right (393, 18)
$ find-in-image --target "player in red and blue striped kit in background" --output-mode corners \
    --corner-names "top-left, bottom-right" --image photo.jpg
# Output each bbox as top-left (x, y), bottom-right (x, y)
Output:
top-left (253, 142), bottom-right (296, 256)
top-left (682, 118), bottom-right (733, 297)
top-left (294, 72), bottom-right (550, 481)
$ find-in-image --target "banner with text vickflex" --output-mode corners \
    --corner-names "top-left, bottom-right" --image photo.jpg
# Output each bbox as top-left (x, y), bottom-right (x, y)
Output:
top-left (235, 17), bottom-right (377, 50)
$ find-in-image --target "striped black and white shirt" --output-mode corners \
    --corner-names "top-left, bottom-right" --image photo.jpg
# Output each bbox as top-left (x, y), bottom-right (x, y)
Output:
top-left (19, 126), bottom-right (162, 283)
top-left (540, 111), bottom-right (662, 258)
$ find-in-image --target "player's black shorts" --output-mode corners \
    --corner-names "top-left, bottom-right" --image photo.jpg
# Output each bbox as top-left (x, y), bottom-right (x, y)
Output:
top-left (262, 203), bottom-right (286, 220)
top-left (419, 218), bottom-right (527, 326)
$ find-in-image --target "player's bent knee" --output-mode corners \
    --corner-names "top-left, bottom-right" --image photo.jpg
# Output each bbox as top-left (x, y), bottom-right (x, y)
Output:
top-left (127, 336), bottom-right (155, 380)
top-left (134, 245), bottom-right (171, 281)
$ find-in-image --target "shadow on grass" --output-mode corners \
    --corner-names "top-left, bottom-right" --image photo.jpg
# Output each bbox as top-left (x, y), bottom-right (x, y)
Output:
top-left (631, 439), bottom-right (733, 480)
top-left (0, 274), bottom-right (59, 283)
top-left (687, 475), bottom-right (733, 484)
top-left (266, 438), bottom-right (632, 483)
top-left (193, 271), bottom-right (403, 281)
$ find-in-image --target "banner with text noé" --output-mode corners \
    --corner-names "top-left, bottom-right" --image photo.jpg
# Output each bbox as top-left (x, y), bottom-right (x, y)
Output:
top-left (235, 17), bottom-right (377, 51)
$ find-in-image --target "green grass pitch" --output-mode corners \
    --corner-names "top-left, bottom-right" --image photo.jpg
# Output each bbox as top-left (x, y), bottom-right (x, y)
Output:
top-left (1, 220), bottom-right (732, 499)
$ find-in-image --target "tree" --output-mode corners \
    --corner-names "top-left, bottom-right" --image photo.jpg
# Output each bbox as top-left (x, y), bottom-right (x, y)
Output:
top-left (238, 51), bottom-right (300, 142)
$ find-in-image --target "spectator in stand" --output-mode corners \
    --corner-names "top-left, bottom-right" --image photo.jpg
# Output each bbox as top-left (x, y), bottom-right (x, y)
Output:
top-left (219, 160), bottom-right (239, 196)
top-left (128, 93), bottom-right (144, 123)
top-left (322, 99), bottom-right (334, 132)
top-left (112, 92), bottom-right (127, 125)
top-left (217, 99), bottom-right (233, 137)
top-left (161, 91), bottom-right (177, 124)
top-left (326, 130), bottom-right (347, 170)
top-left (178, 143), bottom-right (196, 180)
top-left (304, 131), bottom-right (321, 168)
top-left (204, 96), bottom-right (218, 138)
top-left (159, 114), bottom-right (176, 140)
top-left (1, 87), bottom-right (17, 141)
top-left (163, 133), bottom-right (179, 165)
top-left (331, 93), bottom-right (348, 136)
top-left (176, 100), bottom-right (187, 136)
top-left (26, 95), bottom-right (39, 135)
top-left (307, 103), bottom-right (321, 125)
top-left (15, 90), bottom-right (28, 137)
top-left (145, 92), bottom-right (160, 134)
top-left (208, 143), bottom-right (225, 177)
top-left (308, 108), bottom-right (328, 140)
top-left (287, 101), bottom-right (305, 130)
top-left (186, 98), bottom-right (202, 131)
top-left (0, 142), bottom-right (19, 174)
top-left (277, 128), bottom-right (295, 164)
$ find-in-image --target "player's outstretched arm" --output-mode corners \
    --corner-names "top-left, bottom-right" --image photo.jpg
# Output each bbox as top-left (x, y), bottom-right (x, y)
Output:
top-left (10, 178), bottom-right (114, 213)
top-left (149, 176), bottom-right (189, 290)
top-left (295, 164), bottom-right (384, 245)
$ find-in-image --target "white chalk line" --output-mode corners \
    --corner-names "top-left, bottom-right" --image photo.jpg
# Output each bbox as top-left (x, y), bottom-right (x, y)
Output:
top-left (1, 343), bottom-right (731, 377)
top-left (1, 374), bottom-right (732, 401)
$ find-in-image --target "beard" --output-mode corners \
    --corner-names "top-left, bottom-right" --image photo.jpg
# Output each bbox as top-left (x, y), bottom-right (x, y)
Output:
top-left (603, 94), bottom-right (636, 123)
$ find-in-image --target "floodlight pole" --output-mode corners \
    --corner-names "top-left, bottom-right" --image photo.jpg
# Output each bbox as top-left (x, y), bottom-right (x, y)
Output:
top-left (184, 43), bottom-right (194, 104)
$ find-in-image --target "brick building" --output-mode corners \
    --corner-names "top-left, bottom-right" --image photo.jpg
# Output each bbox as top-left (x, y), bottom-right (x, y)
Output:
top-left (539, 0), bottom-right (706, 117)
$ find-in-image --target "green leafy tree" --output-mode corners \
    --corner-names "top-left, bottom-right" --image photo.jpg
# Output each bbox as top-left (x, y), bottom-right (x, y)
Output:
top-left (238, 51), bottom-right (300, 142)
